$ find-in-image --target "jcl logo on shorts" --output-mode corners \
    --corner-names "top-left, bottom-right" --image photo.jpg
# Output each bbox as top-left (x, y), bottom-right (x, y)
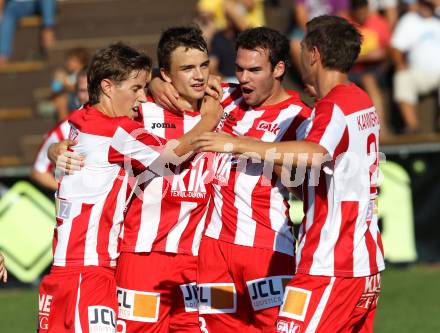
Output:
top-left (180, 283), bottom-right (198, 312)
top-left (198, 283), bottom-right (236, 314)
top-left (117, 287), bottom-right (160, 323)
top-left (88, 306), bottom-right (116, 332)
top-left (38, 294), bottom-right (53, 330)
top-left (247, 275), bottom-right (292, 311)
top-left (279, 287), bottom-right (311, 321)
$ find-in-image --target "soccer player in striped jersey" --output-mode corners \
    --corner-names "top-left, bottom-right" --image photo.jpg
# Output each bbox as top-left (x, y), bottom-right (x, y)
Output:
top-left (194, 27), bottom-right (311, 332)
top-left (194, 16), bottom-right (384, 333)
top-left (151, 27), bottom-right (311, 332)
top-left (38, 42), bottom-right (222, 333)
top-left (114, 26), bottom-right (220, 333)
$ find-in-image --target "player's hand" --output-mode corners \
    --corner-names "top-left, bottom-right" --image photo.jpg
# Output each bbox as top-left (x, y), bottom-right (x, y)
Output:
top-left (48, 140), bottom-right (84, 175)
top-left (205, 75), bottom-right (223, 100)
top-left (200, 95), bottom-right (223, 125)
top-left (148, 77), bottom-right (184, 114)
top-left (0, 253), bottom-right (7, 283)
top-left (193, 131), bottom-right (238, 153)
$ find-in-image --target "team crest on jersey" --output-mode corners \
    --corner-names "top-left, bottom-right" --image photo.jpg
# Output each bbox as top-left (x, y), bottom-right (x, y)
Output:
top-left (39, 294), bottom-right (53, 330)
top-left (246, 275), bottom-right (292, 311)
top-left (256, 121), bottom-right (280, 135)
top-left (278, 287), bottom-right (311, 321)
top-left (117, 287), bottom-right (160, 323)
top-left (180, 283), bottom-right (198, 312)
top-left (88, 306), bottom-right (116, 332)
top-left (198, 283), bottom-right (237, 314)
top-left (276, 320), bottom-right (301, 333)
top-left (68, 124), bottom-right (78, 141)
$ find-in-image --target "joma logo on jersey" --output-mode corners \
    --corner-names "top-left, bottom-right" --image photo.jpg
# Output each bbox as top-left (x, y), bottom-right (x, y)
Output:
top-left (117, 287), bottom-right (160, 323)
top-left (247, 276), bottom-right (292, 311)
top-left (151, 122), bottom-right (176, 129)
top-left (257, 121), bottom-right (280, 135)
top-left (39, 294), bottom-right (53, 330)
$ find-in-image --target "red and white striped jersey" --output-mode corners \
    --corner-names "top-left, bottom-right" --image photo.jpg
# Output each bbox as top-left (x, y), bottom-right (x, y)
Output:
top-left (296, 83), bottom-right (385, 277)
top-left (33, 119), bottom-right (71, 173)
top-left (54, 105), bottom-right (165, 268)
top-left (204, 83), bottom-right (311, 256)
top-left (120, 101), bottom-right (215, 255)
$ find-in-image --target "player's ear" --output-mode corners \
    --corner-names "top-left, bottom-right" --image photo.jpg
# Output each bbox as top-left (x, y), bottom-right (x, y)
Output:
top-left (100, 78), bottom-right (113, 99)
top-left (273, 61), bottom-right (286, 80)
top-left (310, 46), bottom-right (320, 66)
top-left (160, 67), bottom-right (172, 84)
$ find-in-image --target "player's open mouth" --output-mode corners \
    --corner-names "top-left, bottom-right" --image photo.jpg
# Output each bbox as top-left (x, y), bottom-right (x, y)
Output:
top-left (241, 87), bottom-right (254, 96)
top-left (191, 83), bottom-right (205, 92)
top-left (132, 106), bottom-right (139, 117)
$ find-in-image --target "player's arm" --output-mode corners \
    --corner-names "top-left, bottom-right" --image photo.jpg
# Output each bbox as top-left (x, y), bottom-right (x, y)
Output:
top-left (110, 95), bottom-right (224, 173)
top-left (193, 132), bottom-right (328, 167)
top-left (47, 140), bottom-right (84, 174)
top-left (31, 170), bottom-right (58, 191)
top-left (194, 100), bottom-right (345, 169)
top-left (32, 128), bottom-right (78, 189)
top-left (0, 252), bottom-right (7, 283)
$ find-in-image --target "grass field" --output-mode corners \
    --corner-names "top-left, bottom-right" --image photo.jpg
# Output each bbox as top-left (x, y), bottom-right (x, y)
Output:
top-left (0, 266), bottom-right (439, 332)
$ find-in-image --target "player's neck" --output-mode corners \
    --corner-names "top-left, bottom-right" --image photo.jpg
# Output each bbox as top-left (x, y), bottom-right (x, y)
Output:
top-left (258, 84), bottom-right (291, 107)
top-left (94, 101), bottom-right (118, 118)
top-left (176, 96), bottom-right (200, 112)
top-left (316, 70), bottom-right (350, 99)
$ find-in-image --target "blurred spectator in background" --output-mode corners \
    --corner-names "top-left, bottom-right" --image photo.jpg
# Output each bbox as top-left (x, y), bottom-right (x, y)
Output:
top-left (31, 69), bottom-right (88, 191)
top-left (0, 0), bottom-right (56, 64)
top-left (348, 0), bottom-right (392, 139)
top-left (0, 252), bottom-right (7, 283)
top-left (196, 0), bottom-right (265, 45)
top-left (390, 0), bottom-right (440, 133)
top-left (51, 47), bottom-right (89, 120)
top-left (208, 10), bottom-right (244, 82)
top-left (288, 0), bottom-right (349, 75)
top-left (368, 0), bottom-right (398, 28)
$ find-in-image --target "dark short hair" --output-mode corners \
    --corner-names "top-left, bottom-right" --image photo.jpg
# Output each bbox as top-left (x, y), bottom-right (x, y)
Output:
top-left (235, 27), bottom-right (290, 78)
top-left (304, 15), bottom-right (362, 73)
top-left (157, 26), bottom-right (208, 71)
top-left (87, 42), bottom-right (152, 104)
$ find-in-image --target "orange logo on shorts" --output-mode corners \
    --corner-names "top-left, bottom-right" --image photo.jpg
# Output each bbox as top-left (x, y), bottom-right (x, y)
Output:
top-left (279, 287), bottom-right (311, 321)
top-left (117, 287), bottom-right (160, 323)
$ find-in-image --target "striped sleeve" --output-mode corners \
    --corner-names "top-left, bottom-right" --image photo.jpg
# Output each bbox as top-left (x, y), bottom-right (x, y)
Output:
top-left (304, 101), bottom-right (347, 158)
top-left (108, 120), bottom-right (167, 172)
